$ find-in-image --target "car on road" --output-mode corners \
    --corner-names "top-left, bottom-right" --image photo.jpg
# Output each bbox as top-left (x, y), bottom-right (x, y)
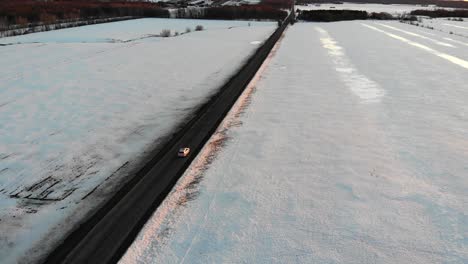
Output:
top-left (178, 147), bottom-right (190, 157)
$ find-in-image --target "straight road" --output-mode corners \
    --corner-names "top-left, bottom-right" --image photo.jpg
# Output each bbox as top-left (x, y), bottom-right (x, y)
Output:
top-left (45, 14), bottom-right (292, 264)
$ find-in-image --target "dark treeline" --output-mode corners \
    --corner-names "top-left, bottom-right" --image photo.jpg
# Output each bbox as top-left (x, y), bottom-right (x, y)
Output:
top-left (297, 10), bottom-right (369, 22)
top-left (204, 5), bottom-right (288, 20)
top-left (0, 0), bottom-right (293, 31)
top-left (410, 9), bottom-right (468, 18)
top-left (200, 0), bottom-right (292, 21)
top-left (295, 0), bottom-right (468, 9)
top-left (435, 1), bottom-right (468, 9)
top-left (0, 1), bottom-right (169, 29)
top-left (296, 0), bottom-right (342, 5)
top-left (260, 0), bottom-right (294, 9)
top-left (297, 9), bottom-right (398, 21)
top-left (1, 17), bottom-right (136, 38)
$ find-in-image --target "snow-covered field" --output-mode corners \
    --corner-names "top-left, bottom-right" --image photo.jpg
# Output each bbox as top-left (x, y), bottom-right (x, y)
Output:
top-left (0, 18), bottom-right (267, 44)
top-left (296, 2), bottom-right (443, 15)
top-left (0, 18), bottom-right (276, 263)
top-left (122, 20), bottom-right (468, 263)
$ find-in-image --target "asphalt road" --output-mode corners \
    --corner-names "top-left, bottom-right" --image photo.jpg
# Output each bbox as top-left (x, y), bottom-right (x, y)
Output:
top-left (44, 13), bottom-right (293, 264)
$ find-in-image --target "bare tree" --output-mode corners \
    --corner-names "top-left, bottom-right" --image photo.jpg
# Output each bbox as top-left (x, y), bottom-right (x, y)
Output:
top-left (160, 29), bottom-right (171, 37)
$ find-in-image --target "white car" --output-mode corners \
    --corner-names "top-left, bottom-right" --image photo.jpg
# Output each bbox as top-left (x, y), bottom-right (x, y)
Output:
top-left (178, 147), bottom-right (190, 157)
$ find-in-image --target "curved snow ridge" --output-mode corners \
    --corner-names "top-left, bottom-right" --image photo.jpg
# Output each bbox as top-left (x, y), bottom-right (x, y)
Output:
top-left (316, 27), bottom-right (385, 103)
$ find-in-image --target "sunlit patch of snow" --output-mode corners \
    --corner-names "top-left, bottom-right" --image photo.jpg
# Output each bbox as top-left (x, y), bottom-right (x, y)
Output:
top-left (444, 37), bottom-right (468, 47)
top-left (409, 17), bottom-right (468, 39)
top-left (377, 23), bottom-right (455, 47)
top-left (316, 27), bottom-right (385, 103)
top-left (362, 23), bottom-right (468, 70)
top-left (443, 23), bottom-right (468, 30)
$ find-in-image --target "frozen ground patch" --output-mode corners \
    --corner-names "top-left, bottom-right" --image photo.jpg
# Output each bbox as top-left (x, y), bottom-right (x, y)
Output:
top-left (122, 21), bottom-right (468, 263)
top-left (0, 18), bottom-right (276, 263)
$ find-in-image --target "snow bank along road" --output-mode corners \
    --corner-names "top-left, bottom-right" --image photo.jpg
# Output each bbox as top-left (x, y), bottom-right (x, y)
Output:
top-left (0, 18), bottom-right (276, 263)
top-left (122, 20), bottom-right (468, 263)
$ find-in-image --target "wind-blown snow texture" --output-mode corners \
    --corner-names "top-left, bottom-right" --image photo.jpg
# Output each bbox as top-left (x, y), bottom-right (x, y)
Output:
top-left (0, 18), bottom-right (275, 263)
top-left (122, 21), bottom-right (468, 263)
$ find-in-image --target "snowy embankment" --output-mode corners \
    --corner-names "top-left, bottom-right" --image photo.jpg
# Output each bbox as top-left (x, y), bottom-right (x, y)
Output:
top-left (0, 18), bottom-right (276, 263)
top-left (122, 21), bottom-right (468, 263)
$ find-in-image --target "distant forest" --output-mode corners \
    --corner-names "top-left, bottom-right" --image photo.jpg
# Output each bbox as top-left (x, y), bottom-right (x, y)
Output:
top-left (0, 1), bottom-right (169, 29)
top-left (298, 9), bottom-right (369, 21)
top-left (204, 6), bottom-right (288, 20)
top-left (411, 9), bottom-right (468, 17)
top-left (297, 9), bottom-right (397, 21)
